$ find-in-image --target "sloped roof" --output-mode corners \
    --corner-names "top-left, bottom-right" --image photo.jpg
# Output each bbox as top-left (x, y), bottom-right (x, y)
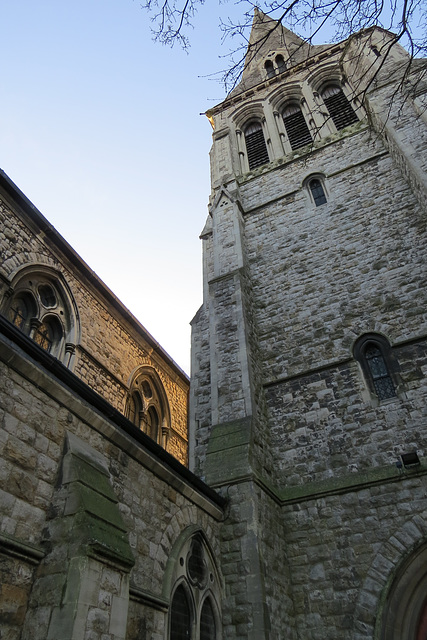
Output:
top-left (229, 9), bottom-right (330, 96)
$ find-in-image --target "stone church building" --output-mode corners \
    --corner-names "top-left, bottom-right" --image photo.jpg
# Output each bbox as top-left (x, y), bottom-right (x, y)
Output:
top-left (1, 10), bottom-right (427, 640)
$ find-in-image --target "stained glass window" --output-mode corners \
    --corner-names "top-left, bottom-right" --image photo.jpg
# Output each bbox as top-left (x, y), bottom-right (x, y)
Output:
top-left (365, 344), bottom-right (396, 400)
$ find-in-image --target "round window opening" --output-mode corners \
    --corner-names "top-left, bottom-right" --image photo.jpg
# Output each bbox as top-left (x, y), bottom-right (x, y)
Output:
top-left (39, 285), bottom-right (57, 308)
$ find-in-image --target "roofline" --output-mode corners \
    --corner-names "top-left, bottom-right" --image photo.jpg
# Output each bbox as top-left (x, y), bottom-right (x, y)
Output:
top-left (0, 168), bottom-right (189, 382)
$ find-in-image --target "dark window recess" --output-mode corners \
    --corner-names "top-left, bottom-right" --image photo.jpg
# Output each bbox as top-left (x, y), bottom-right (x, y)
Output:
top-left (244, 123), bottom-right (269, 169)
top-left (265, 60), bottom-right (275, 78)
top-left (321, 85), bottom-right (358, 130)
top-left (188, 537), bottom-right (207, 588)
top-left (282, 105), bottom-right (313, 150)
top-left (365, 345), bottom-right (397, 400)
top-left (39, 285), bottom-right (57, 308)
top-left (309, 179), bottom-right (327, 206)
top-left (147, 405), bottom-right (159, 441)
top-left (128, 392), bottom-right (142, 427)
top-left (200, 599), bottom-right (216, 640)
top-left (275, 54), bottom-right (286, 73)
top-left (170, 585), bottom-right (191, 640)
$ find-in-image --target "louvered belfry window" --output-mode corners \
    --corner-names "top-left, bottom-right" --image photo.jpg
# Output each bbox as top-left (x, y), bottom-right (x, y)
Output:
top-left (244, 121), bottom-right (269, 169)
top-left (282, 104), bottom-right (313, 150)
top-left (265, 60), bottom-right (275, 79)
top-left (321, 85), bottom-right (358, 130)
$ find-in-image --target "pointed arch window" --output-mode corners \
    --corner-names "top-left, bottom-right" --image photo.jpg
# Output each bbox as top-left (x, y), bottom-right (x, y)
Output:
top-left (128, 391), bottom-right (143, 427)
top-left (275, 54), bottom-right (286, 73)
top-left (167, 531), bottom-right (221, 640)
top-left (244, 121), bottom-right (269, 169)
top-left (2, 271), bottom-right (76, 364)
top-left (321, 84), bottom-right (358, 130)
top-left (282, 103), bottom-right (312, 150)
top-left (354, 335), bottom-right (398, 402)
top-left (170, 585), bottom-right (192, 640)
top-left (265, 60), bottom-right (275, 79)
top-left (125, 370), bottom-right (170, 449)
top-left (200, 598), bottom-right (216, 640)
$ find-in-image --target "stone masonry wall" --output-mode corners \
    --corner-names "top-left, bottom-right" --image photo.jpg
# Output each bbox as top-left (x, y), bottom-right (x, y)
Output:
top-left (0, 337), bottom-right (221, 640)
top-left (280, 473), bottom-right (427, 639)
top-left (238, 124), bottom-right (427, 487)
top-left (266, 339), bottom-right (427, 487)
top-left (242, 131), bottom-right (426, 381)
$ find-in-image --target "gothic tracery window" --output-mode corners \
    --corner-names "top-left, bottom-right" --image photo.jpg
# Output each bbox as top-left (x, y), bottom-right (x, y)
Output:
top-left (3, 271), bottom-right (76, 364)
top-left (168, 532), bottom-right (221, 640)
top-left (126, 370), bottom-right (170, 448)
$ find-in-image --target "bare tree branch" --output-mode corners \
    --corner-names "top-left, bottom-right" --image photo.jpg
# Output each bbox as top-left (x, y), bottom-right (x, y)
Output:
top-left (141, 0), bottom-right (426, 95)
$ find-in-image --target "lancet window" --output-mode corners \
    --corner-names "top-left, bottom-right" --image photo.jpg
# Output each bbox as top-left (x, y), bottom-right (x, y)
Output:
top-left (354, 334), bottom-right (398, 402)
top-left (126, 370), bottom-right (170, 447)
top-left (168, 531), bottom-right (221, 640)
top-left (309, 178), bottom-right (327, 206)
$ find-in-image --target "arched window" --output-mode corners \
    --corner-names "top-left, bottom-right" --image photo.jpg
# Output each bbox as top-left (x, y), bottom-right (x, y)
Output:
top-left (128, 391), bottom-right (143, 427)
top-left (126, 369), bottom-right (170, 448)
top-left (244, 121), bottom-right (269, 170)
top-left (364, 344), bottom-right (396, 400)
top-left (147, 405), bottom-right (160, 441)
top-left (166, 530), bottom-right (221, 640)
top-left (33, 316), bottom-right (62, 353)
top-left (2, 270), bottom-right (77, 364)
top-left (200, 598), bottom-right (216, 640)
top-left (378, 543), bottom-right (427, 640)
top-left (170, 585), bottom-right (192, 640)
top-left (321, 84), bottom-right (358, 130)
top-left (354, 334), bottom-right (398, 402)
top-left (265, 60), bottom-right (275, 79)
top-left (8, 292), bottom-right (36, 333)
top-left (282, 103), bottom-right (312, 150)
top-left (309, 178), bottom-right (327, 206)
top-left (275, 54), bottom-right (286, 73)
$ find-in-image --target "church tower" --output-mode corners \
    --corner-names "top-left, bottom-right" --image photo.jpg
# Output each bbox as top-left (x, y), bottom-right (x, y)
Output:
top-left (191, 10), bottom-right (427, 638)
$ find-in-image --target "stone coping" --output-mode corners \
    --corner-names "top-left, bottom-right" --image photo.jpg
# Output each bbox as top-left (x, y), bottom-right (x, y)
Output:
top-left (208, 461), bottom-right (427, 506)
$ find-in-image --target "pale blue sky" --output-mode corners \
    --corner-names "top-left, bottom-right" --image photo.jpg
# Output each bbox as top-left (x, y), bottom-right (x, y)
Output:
top-left (1, 0), bottom-right (238, 373)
